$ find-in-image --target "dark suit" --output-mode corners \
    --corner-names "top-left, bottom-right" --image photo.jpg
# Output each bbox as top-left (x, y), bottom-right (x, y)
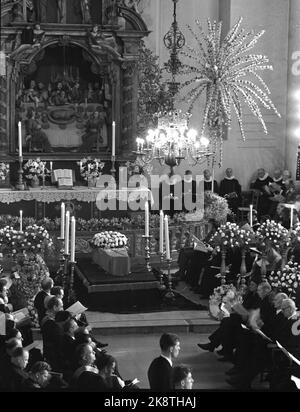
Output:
top-left (148, 356), bottom-right (173, 391)
top-left (34, 291), bottom-right (48, 325)
top-left (41, 315), bottom-right (63, 371)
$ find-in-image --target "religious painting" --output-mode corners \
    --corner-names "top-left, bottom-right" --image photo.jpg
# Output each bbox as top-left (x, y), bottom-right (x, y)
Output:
top-left (16, 45), bottom-right (112, 154)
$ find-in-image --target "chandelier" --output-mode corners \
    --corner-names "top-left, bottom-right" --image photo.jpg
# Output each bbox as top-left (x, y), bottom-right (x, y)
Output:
top-left (134, 111), bottom-right (214, 175)
top-left (133, 0), bottom-right (214, 174)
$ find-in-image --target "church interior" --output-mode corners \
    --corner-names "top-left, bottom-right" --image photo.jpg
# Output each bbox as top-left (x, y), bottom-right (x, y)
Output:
top-left (1, 0), bottom-right (300, 393)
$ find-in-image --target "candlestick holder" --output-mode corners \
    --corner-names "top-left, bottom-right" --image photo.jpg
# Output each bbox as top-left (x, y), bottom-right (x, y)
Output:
top-left (142, 235), bottom-right (152, 272)
top-left (164, 258), bottom-right (175, 299)
top-left (110, 155), bottom-right (116, 179)
top-left (15, 156), bottom-right (25, 191)
top-left (41, 171), bottom-right (46, 190)
top-left (63, 253), bottom-right (70, 292)
top-left (55, 237), bottom-right (65, 283)
top-left (67, 260), bottom-right (77, 306)
top-left (158, 251), bottom-right (166, 290)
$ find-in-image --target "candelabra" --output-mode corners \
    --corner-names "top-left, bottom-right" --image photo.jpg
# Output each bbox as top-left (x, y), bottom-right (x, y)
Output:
top-left (164, 258), bottom-right (175, 299)
top-left (15, 157), bottom-right (25, 190)
top-left (55, 237), bottom-right (65, 282)
top-left (142, 235), bottom-right (152, 272)
top-left (63, 252), bottom-right (70, 292)
top-left (67, 260), bottom-right (77, 306)
top-left (110, 155), bottom-right (116, 179)
top-left (158, 252), bottom-right (166, 290)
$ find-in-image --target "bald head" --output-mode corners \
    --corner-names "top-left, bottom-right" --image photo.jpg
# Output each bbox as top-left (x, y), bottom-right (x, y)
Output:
top-left (41, 277), bottom-right (54, 292)
top-left (281, 298), bottom-right (297, 319)
top-left (273, 293), bottom-right (288, 310)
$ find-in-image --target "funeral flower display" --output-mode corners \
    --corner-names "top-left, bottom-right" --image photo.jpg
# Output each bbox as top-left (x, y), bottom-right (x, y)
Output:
top-left (23, 158), bottom-right (50, 181)
top-left (91, 231), bottom-right (128, 249)
top-left (256, 220), bottom-right (291, 251)
top-left (269, 260), bottom-right (300, 298)
top-left (209, 222), bottom-right (240, 251)
top-left (0, 225), bottom-right (53, 256)
top-left (78, 157), bottom-right (105, 181)
top-left (204, 192), bottom-right (229, 223)
top-left (0, 162), bottom-right (9, 181)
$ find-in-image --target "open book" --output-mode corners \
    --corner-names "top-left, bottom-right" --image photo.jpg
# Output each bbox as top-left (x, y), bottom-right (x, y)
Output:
top-left (66, 301), bottom-right (88, 317)
top-left (53, 169), bottom-right (74, 188)
top-left (191, 234), bottom-right (209, 253)
top-left (12, 308), bottom-right (30, 324)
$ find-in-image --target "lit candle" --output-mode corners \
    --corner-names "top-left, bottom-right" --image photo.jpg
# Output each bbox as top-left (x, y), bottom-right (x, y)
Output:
top-left (19, 210), bottom-right (23, 232)
top-left (79, 161), bottom-right (82, 171)
top-left (65, 211), bottom-right (70, 254)
top-left (18, 121), bottom-right (22, 157)
top-left (290, 205), bottom-right (294, 229)
top-left (249, 204), bottom-right (253, 228)
top-left (112, 121), bottom-right (116, 156)
top-left (145, 201), bottom-right (149, 237)
top-left (159, 210), bottom-right (164, 254)
top-left (70, 216), bottom-right (76, 262)
top-left (60, 203), bottom-right (65, 239)
top-left (164, 215), bottom-right (170, 260)
top-left (50, 161), bottom-right (53, 171)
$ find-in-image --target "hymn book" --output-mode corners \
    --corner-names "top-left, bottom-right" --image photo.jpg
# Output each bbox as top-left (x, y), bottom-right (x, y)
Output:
top-left (66, 301), bottom-right (88, 316)
top-left (53, 169), bottom-right (74, 189)
top-left (12, 308), bottom-right (30, 324)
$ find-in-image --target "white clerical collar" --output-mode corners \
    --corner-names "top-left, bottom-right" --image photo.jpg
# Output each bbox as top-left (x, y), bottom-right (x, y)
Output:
top-left (224, 176), bottom-right (235, 180)
top-left (160, 354), bottom-right (172, 367)
top-left (273, 176), bottom-right (282, 183)
top-left (258, 173), bottom-right (269, 181)
top-left (204, 177), bottom-right (212, 183)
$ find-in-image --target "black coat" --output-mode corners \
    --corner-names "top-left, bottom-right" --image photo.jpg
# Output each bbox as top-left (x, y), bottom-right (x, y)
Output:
top-left (34, 291), bottom-right (48, 324)
top-left (147, 356), bottom-right (173, 391)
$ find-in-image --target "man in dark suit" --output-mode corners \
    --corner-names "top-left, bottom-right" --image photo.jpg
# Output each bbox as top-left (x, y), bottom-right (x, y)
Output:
top-left (147, 333), bottom-right (180, 391)
top-left (34, 277), bottom-right (54, 325)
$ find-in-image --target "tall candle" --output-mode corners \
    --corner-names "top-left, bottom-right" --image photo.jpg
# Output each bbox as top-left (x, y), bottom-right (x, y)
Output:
top-left (145, 201), bottom-right (149, 237)
top-left (50, 161), bottom-right (53, 171)
top-left (19, 210), bottom-right (23, 232)
top-left (249, 204), bottom-right (253, 228)
top-left (164, 215), bottom-right (170, 260)
top-left (79, 161), bottom-right (82, 171)
top-left (70, 216), bottom-right (76, 262)
top-left (290, 206), bottom-right (294, 229)
top-left (112, 121), bottom-right (116, 156)
top-left (159, 210), bottom-right (164, 254)
top-left (60, 203), bottom-right (65, 239)
top-left (18, 121), bottom-right (22, 157)
top-left (211, 169), bottom-right (214, 192)
top-left (65, 211), bottom-right (70, 254)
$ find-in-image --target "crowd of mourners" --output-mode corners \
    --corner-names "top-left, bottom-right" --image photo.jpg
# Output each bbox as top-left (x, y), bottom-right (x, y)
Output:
top-left (0, 277), bottom-right (141, 392)
top-left (0, 166), bottom-right (300, 391)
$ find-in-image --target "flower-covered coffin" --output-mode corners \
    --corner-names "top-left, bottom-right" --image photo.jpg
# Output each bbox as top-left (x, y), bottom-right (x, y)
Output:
top-left (91, 231), bottom-right (130, 276)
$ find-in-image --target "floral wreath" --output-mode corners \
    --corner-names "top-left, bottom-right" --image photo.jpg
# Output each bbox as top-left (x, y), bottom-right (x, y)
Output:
top-left (269, 260), bottom-right (300, 298)
top-left (91, 231), bottom-right (128, 249)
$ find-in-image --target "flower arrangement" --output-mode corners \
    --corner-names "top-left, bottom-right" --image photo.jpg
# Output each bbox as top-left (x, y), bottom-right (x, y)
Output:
top-left (0, 162), bottom-right (9, 181)
top-left (209, 284), bottom-right (243, 320)
top-left (23, 158), bottom-right (50, 181)
top-left (204, 192), bottom-right (230, 224)
top-left (256, 220), bottom-right (291, 251)
top-left (269, 260), bottom-right (300, 298)
top-left (9, 254), bottom-right (50, 314)
top-left (78, 157), bottom-right (105, 181)
top-left (209, 222), bottom-right (240, 252)
top-left (91, 231), bottom-right (128, 249)
top-left (233, 228), bottom-right (256, 250)
top-left (0, 225), bottom-right (53, 256)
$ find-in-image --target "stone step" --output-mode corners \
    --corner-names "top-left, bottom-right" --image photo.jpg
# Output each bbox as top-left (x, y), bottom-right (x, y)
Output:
top-left (32, 311), bottom-right (219, 337)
